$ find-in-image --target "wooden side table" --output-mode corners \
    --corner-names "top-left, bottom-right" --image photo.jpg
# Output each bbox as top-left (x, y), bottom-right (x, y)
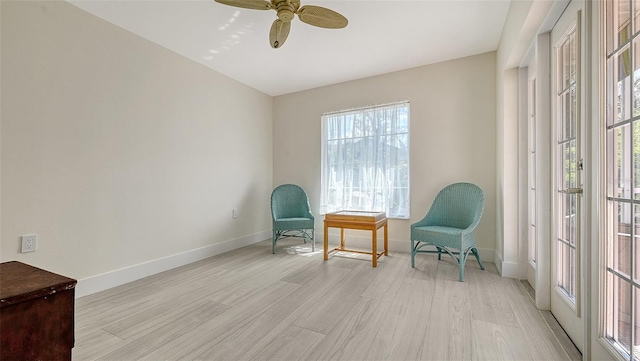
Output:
top-left (0, 261), bottom-right (77, 361)
top-left (323, 210), bottom-right (388, 267)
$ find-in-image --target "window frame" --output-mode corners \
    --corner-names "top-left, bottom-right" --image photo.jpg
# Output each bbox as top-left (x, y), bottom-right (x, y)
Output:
top-left (319, 101), bottom-right (410, 219)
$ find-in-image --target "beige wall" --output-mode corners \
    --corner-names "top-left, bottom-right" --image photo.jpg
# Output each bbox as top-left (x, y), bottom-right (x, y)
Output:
top-left (1, 1), bottom-right (273, 282)
top-left (273, 52), bottom-right (497, 255)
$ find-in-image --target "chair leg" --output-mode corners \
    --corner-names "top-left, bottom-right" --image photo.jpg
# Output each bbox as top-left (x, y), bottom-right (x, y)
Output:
top-left (272, 231), bottom-right (277, 254)
top-left (311, 229), bottom-right (315, 252)
top-left (436, 247), bottom-right (442, 260)
top-left (458, 251), bottom-right (467, 282)
top-left (471, 247), bottom-right (485, 270)
top-left (410, 239), bottom-right (416, 267)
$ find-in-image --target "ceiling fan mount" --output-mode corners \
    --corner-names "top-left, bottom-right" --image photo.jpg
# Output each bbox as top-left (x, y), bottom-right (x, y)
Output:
top-left (214, 0), bottom-right (348, 48)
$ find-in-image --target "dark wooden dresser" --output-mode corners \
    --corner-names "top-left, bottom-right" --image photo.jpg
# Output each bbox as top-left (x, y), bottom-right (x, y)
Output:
top-left (0, 261), bottom-right (77, 361)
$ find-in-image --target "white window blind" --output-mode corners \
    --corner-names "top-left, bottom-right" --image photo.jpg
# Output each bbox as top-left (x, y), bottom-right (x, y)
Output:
top-left (320, 101), bottom-right (410, 219)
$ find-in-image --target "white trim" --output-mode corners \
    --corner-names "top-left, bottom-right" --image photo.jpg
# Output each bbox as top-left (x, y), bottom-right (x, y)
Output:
top-left (535, 31), bottom-right (552, 311)
top-left (500, 262), bottom-right (520, 278)
top-left (590, 1), bottom-right (609, 359)
top-left (554, 285), bottom-right (579, 314)
top-left (492, 250), bottom-right (519, 278)
top-left (494, 250), bottom-right (520, 278)
top-left (75, 231), bottom-right (270, 298)
top-left (518, 65), bottom-right (531, 281)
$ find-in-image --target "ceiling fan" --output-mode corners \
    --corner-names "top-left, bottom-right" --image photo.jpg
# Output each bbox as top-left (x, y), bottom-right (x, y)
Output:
top-left (214, 0), bottom-right (348, 48)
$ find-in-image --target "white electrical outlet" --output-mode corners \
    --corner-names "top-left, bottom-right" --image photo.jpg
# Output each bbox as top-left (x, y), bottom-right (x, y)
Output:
top-left (232, 209), bottom-right (238, 219)
top-left (21, 235), bottom-right (37, 253)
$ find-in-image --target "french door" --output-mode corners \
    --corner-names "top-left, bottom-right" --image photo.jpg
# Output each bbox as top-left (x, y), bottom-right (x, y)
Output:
top-left (551, 0), bottom-right (586, 352)
top-left (604, 0), bottom-right (640, 358)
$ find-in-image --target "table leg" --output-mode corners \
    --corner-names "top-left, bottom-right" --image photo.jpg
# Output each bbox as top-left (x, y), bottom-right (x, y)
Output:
top-left (340, 228), bottom-right (345, 249)
top-left (324, 222), bottom-right (328, 261)
top-left (384, 223), bottom-right (388, 256)
top-left (372, 227), bottom-right (378, 267)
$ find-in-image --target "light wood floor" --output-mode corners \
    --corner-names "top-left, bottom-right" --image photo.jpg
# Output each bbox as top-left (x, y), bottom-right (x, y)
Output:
top-left (73, 240), bottom-right (581, 360)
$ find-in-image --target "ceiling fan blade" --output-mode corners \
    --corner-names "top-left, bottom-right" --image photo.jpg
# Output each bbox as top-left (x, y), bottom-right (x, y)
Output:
top-left (296, 5), bottom-right (348, 29)
top-left (214, 0), bottom-right (272, 11)
top-left (269, 19), bottom-right (291, 48)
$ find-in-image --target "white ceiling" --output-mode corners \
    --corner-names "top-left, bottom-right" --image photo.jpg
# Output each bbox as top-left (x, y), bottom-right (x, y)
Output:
top-left (67, 0), bottom-right (511, 96)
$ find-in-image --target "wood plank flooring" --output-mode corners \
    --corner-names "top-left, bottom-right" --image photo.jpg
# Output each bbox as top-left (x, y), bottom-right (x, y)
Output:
top-left (73, 240), bottom-right (580, 360)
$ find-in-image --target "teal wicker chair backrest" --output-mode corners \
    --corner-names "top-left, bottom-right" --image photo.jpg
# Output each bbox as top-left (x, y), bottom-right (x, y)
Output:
top-left (423, 182), bottom-right (484, 230)
top-left (271, 184), bottom-right (312, 220)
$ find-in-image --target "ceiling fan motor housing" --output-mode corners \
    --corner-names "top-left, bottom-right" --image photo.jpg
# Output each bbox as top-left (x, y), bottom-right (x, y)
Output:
top-left (275, 1), bottom-right (295, 22)
top-left (277, 9), bottom-right (294, 21)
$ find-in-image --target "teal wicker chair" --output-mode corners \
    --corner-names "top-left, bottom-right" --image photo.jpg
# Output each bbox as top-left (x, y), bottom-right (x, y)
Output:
top-left (271, 184), bottom-right (315, 254)
top-left (411, 182), bottom-right (485, 281)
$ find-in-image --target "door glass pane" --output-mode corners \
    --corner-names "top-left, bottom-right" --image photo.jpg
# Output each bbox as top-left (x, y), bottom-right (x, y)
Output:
top-left (569, 194), bottom-right (577, 247)
top-left (633, 38), bottom-right (640, 117)
top-left (558, 192), bottom-right (577, 248)
top-left (609, 45), bottom-right (632, 126)
top-left (611, 124), bottom-right (633, 199)
top-left (570, 244), bottom-right (577, 296)
top-left (557, 240), bottom-right (577, 300)
top-left (558, 241), bottom-right (568, 290)
top-left (619, 277), bottom-right (633, 355)
top-left (614, 201), bottom-right (632, 278)
top-left (569, 140), bottom-right (578, 188)
top-left (570, 32), bottom-right (576, 84)
top-left (607, 1), bottom-right (630, 53)
top-left (570, 87), bottom-right (577, 139)
top-left (560, 192), bottom-right (570, 242)
top-left (606, 271), bottom-right (632, 355)
top-left (563, 37), bottom-right (572, 89)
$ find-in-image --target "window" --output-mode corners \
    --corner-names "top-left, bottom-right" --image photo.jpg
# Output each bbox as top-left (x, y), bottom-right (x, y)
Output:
top-left (320, 101), bottom-right (410, 219)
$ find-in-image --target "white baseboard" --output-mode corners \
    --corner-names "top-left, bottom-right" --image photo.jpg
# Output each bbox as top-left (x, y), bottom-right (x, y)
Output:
top-left (75, 230), bottom-right (270, 298)
top-left (494, 250), bottom-right (520, 278)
